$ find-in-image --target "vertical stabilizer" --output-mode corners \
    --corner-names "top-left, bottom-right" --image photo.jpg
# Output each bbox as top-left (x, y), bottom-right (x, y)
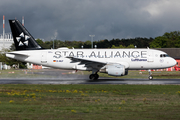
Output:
top-left (9, 19), bottom-right (43, 50)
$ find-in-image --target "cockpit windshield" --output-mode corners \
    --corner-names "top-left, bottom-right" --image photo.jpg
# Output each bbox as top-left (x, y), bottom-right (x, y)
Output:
top-left (160, 54), bottom-right (169, 57)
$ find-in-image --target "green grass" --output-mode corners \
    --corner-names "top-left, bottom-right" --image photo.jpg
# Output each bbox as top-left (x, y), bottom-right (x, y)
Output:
top-left (0, 84), bottom-right (180, 120)
top-left (0, 69), bottom-right (50, 78)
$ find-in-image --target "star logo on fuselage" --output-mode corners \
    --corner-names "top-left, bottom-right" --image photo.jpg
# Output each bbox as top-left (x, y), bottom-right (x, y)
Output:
top-left (16, 32), bottom-right (30, 46)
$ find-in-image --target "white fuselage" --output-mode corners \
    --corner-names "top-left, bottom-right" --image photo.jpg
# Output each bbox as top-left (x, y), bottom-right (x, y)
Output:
top-left (6, 48), bottom-right (177, 71)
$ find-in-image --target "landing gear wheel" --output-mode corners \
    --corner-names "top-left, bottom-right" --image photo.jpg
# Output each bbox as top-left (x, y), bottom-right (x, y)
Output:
top-left (148, 76), bottom-right (153, 80)
top-left (148, 69), bottom-right (153, 80)
top-left (89, 74), bottom-right (94, 80)
top-left (94, 74), bottom-right (99, 80)
top-left (89, 74), bottom-right (99, 80)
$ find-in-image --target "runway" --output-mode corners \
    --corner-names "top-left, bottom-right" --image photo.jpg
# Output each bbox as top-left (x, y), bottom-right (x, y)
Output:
top-left (0, 69), bottom-right (180, 84)
top-left (0, 78), bottom-right (180, 84)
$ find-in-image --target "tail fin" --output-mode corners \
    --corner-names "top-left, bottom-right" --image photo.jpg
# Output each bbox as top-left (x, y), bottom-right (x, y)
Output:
top-left (9, 19), bottom-right (43, 50)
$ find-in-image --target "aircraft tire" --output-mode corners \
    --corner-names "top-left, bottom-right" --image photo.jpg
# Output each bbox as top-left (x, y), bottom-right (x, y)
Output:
top-left (89, 74), bottom-right (99, 80)
top-left (89, 74), bottom-right (94, 80)
top-left (148, 76), bottom-right (153, 80)
top-left (94, 74), bottom-right (99, 80)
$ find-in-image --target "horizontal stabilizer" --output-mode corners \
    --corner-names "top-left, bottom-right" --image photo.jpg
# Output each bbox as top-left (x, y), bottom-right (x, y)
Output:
top-left (6, 52), bottom-right (29, 57)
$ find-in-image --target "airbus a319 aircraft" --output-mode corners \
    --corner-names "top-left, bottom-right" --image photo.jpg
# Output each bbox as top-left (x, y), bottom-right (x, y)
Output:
top-left (6, 20), bottom-right (177, 80)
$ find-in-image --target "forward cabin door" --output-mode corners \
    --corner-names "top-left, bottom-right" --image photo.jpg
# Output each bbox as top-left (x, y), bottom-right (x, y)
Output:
top-left (147, 51), bottom-right (154, 62)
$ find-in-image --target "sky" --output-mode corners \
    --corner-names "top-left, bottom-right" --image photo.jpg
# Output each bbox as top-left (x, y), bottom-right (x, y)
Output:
top-left (0, 0), bottom-right (180, 41)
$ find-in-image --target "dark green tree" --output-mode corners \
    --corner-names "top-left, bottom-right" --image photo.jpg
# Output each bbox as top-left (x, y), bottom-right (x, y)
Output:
top-left (150, 31), bottom-right (180, 48)
top-left (150, 36), bottom-right (168, 48)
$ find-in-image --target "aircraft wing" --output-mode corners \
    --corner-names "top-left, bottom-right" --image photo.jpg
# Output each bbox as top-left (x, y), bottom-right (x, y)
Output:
top-left (67, 56), bottom-right (129, 69)
top-left (66, 56), bottom-right (107, 65)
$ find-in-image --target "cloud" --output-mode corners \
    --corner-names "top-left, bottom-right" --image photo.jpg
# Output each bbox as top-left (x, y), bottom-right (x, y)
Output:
top-left (0, 0), bottom-right (180, 41)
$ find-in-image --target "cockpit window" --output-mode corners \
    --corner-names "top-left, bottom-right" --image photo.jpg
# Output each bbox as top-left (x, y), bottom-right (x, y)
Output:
top-left (160, 54), bottom-right (169, 57)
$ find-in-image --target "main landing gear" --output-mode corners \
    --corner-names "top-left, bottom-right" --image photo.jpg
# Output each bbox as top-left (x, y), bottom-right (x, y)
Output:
top-left (89, 69), bottom-right (99, 80)
top-left (148, 69), bottom-right (153, 80)
top-left (89, 74), bottom-right (99, 80)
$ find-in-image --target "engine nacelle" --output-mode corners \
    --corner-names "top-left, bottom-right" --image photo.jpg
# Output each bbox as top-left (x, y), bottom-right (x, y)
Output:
top-left (106, 64), bottom-right (127, 76)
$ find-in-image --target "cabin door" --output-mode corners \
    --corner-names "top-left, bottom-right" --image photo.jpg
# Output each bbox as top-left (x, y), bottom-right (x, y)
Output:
top-left (147, 51), bottom-right (154, 62)
top-left (41, 51), bottom-right (47, 63)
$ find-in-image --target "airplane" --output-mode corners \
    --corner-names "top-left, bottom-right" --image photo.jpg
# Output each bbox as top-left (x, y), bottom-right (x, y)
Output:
top-left (6, 19), bottom-right (177, 80)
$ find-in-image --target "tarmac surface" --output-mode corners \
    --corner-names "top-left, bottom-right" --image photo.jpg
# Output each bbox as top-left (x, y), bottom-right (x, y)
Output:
top-left (0, 69), bottom-right (180, 85)
top-left (0, 78), bottom-right (180, 84)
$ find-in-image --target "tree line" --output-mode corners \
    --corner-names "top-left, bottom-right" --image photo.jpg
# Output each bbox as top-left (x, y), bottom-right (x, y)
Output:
top-left (150, 31), bottom-right (180, 48)
top-left (34, 31), bottom-right (180, 49)
top-left (35, 37), bottom-right (153, 49)
top-left (8, 31), bottom-right (179, 50)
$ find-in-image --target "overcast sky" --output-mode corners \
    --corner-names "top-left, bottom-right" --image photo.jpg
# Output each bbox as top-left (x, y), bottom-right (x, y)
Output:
top-left (0, 0), bottom-right (180, 41)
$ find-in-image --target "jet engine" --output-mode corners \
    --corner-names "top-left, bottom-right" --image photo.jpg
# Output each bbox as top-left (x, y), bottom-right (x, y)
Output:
top-left (106, 64), bottom-right (128, 76)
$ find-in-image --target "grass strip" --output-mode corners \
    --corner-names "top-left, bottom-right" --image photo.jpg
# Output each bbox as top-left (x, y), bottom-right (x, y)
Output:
top-left (0, 84), bottom-right (180, 120)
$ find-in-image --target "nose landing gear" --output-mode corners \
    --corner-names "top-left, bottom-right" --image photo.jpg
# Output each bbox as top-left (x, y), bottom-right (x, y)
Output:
top-left (148, 69), bottom-right (153, 80)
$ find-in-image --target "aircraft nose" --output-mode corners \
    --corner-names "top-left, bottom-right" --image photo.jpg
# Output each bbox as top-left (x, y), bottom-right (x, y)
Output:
top-left (171, 58), bottom-right (177, 66)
